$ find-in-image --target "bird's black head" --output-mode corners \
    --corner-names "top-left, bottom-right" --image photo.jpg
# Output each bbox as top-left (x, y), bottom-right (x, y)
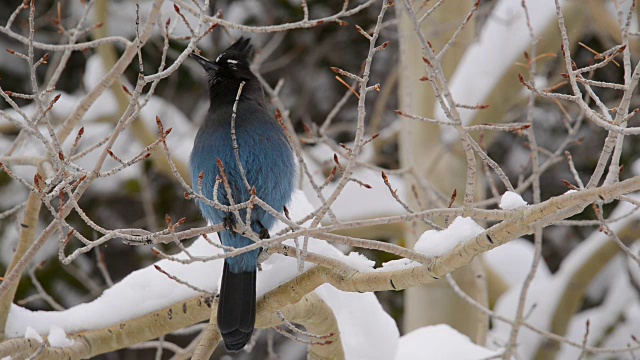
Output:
top-left (191, 37), bottom-right (255, 85)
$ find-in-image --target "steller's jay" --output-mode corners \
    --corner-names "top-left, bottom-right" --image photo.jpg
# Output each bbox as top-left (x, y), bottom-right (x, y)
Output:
top-left (189, 38), bottom-right (296, 351)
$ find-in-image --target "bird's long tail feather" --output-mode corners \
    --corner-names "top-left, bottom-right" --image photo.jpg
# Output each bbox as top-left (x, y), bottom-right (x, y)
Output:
top-left (217, 260), bottom-right (256, 351)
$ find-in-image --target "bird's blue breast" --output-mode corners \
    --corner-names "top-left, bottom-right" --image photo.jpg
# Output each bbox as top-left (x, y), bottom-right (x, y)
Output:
top-left (190, 101), bottom-right (296, 272)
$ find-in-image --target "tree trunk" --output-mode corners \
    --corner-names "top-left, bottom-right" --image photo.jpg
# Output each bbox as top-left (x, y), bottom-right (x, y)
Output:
top-left (396, 0), bottom-right (488, 343)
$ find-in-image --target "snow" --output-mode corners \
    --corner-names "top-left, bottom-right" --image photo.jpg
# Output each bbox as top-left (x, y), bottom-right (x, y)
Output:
top-left (482, 238), bottom-right (550, 288)
top-left (301, 143), bottom-right (408, 221)
top-left (377, 258), bottom-right (420, 273)
top-left (315, 284), bottom-right (399, 360)
top-left (596, 302), bottom-right (640, 359)
top-left (24, 327), bottom-right (43, 343)
top-left (395, 324), bottom-right (500, 360)
top-left (82, 57), bottom-right (119, 120)
top-left (435, 0), bottom-right (564, 144)
top-left (47, 326), bottom-right (75, 348)
top-left (344, 252), bottom-right (375, 272)
top-left (1, 356), bottom-right (11, 360)
top-left (558, 259), bottom-right (638, 359)
top-left (488, 197), bottom-right (640, 359)
top-left (0, 221), bottom-right (57, 271)
top-left (5, 237), bottom-right (218, 337)
top-left (414, 217), bottom-right (484, 257)
top-left (77, 55), bottom-right (197, 195)
top-left (5, 191), bottom-right (400, 358)
top-left (499, 191), bottom-right (528, 209)
top-left (1, 56), bottom-right (118, 133)
top-left (585, 253), bottom-right (623, 301)
top-left (0, 52), bottom-right (198, 198)
top-left (0, 225), bottom-right (20, 267)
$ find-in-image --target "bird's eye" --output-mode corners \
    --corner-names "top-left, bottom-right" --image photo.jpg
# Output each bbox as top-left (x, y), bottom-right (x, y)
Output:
top-left (226, 59), bottom-right (239, 70)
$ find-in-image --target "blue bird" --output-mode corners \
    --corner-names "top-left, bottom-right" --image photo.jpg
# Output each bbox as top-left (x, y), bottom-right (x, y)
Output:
top-left (189, 38), bottom-right (296, 351)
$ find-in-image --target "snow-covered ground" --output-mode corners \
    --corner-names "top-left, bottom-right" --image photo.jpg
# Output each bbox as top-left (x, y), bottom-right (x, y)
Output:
top-left (5, 190), bottom-right (502, 358)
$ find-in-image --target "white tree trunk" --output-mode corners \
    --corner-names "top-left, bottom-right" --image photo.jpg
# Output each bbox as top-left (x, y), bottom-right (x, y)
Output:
top-left (396, 0), bottom-right (488, 343)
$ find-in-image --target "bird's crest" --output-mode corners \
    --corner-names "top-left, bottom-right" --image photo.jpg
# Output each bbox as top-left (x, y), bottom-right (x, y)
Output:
top-left (190, 36), bottom-right (260, 96)
top-left (215, 37), bottom-right (253, 66)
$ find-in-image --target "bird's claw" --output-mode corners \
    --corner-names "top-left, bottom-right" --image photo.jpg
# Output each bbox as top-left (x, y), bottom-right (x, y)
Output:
top-left (257, 221), bottom-right (270, 239)
top-left (257, 248), bottom-right (271, 270)
top-left (223, 215), bottom-right (236, 232)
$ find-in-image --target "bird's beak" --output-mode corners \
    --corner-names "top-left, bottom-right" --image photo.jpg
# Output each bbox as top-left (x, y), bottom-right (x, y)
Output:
top-left (190, 52), bottom-right (219, 72)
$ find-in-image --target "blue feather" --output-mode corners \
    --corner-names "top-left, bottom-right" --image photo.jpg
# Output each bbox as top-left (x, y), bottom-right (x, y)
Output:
top-left (190, 97), bottom-right (296, 272)
top-left (189, 37), bottom-right (296, 351)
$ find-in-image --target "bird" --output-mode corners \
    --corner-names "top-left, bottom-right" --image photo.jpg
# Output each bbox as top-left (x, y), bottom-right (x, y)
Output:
top-left (189, 37), bottom-right (296, 351)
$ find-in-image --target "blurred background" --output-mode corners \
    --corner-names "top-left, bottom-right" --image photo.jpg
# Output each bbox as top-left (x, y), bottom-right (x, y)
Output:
top-left (2, 0), bottom-right (640, 358)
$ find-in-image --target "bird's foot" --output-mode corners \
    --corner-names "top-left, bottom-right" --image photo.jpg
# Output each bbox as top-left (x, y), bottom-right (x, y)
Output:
top-left (256, 222), bottom-right (271, 271)
top-left (257, 221), bottom-right (270, 239)
top-left (223, 215), bottom-right (236, 233)
top-left (257, 248), bottom-right (271, 270)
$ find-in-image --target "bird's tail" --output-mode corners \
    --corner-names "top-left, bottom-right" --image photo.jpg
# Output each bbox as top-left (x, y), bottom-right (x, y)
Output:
top-left (217, 259), bottom-right (256, 351)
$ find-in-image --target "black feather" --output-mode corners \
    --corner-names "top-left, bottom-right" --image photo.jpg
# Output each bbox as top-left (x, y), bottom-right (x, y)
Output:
top-left (224, 36), bottom-right (254, 62)
top-left (190, 36), bottom-right (296, 353)
top-left (191, 37), bottom-right (261, 97)
top-left (217, 261), bottom-right (256, 352)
